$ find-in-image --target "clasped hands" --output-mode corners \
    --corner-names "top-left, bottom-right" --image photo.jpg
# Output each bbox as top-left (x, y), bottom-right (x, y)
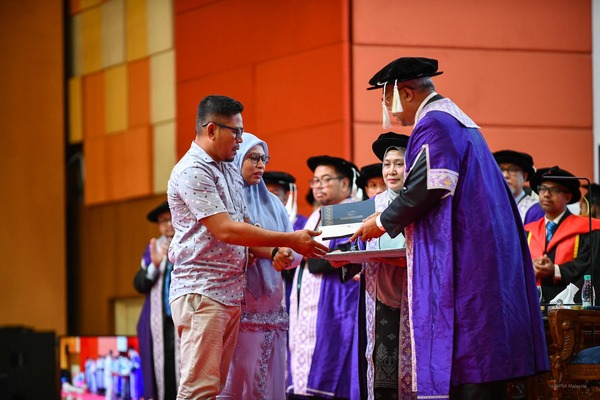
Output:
top-left (247, 247), bottom-right (294, 272)
top-left (533, 254), bottom-right (554, 278)
top-left (149, 236), bottom-right (170, 266)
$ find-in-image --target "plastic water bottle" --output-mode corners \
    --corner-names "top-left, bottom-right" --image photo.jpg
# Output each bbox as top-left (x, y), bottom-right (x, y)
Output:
top-left (582, 274), bottom-right (595, 307)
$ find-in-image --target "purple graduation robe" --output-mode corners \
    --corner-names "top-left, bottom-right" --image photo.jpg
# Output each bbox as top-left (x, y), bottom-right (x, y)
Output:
top-left (288, 200), bottom-right (360, 399)
top-left (381, 97), bottom-right (549, 398)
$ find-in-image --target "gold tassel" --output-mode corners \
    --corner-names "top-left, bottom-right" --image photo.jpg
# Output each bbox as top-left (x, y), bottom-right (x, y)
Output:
top-left (382, 82), bottom-right (392, 129)
top-left (392, 80), bottom-right (403, 113)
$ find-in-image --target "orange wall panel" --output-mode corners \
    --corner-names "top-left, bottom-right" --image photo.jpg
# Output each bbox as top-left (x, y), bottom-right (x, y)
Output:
top-left (353, 0), bottom-right (590, 52)
top-left (83, 71), bottom-right (106, 139)
top-left (255, 44), bottom-right (349, 134)
top-left (175, 0), bottom-right (219, 14)
top-left (437, 51), bottom-right (592, 128)
top-left (0, 0), bottom-right (65, 334)
top-left (175, 0), bottom-right (348, 82)
top-left (128, 58), bottom-right (151, 128)
top-left (106, 127), bottom-right (153, 200)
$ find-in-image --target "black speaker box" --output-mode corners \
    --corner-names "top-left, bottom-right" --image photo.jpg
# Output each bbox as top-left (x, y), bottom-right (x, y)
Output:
top-left (0, 327), bottom-right (58, 400)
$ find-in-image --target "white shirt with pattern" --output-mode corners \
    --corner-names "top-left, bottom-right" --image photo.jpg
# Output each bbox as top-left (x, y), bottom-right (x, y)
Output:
top-left (167, 142), bottom-right (248, 306)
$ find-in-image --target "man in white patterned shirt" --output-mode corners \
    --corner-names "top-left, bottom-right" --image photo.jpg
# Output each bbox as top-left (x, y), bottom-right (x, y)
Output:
top-left (167, 95), bottom-right (328, 400)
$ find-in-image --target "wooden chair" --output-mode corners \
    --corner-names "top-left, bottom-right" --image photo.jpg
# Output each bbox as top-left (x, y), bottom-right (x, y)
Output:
top-left (548, 308), bottom-right (600, 399)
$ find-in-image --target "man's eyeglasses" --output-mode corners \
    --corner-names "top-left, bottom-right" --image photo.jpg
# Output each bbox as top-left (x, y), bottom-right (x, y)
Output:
top-left (201, 121), bottom-right (244, 140)
top-left (246, 152), bottom-right (271, 165)
top-left (158, 218), bottom-right (172, 226)
top-left (309, 175), bottom-right (343, 188)
top-left (538, 185), bottom-right (566, 196)
top-left (500, 167), bottom-right (523, 176)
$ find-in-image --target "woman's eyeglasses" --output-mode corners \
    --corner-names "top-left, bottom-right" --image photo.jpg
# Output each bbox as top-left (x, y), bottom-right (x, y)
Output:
top-left (246, 153), bottom-right (270, 165)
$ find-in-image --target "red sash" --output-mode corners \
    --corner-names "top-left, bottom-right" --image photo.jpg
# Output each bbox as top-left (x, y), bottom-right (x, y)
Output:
top-left (525, 215), bottom-right (600, 285)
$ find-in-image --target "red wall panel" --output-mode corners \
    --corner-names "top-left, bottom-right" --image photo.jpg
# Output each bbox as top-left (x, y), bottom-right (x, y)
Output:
top-left (353, 0), bottom-right (590, 52)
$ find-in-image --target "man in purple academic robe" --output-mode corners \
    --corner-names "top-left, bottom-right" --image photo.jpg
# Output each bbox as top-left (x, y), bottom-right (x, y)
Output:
top-left (351, 57), bottom-right (549, 399)
top-left (288, 156), bottom-right (361, 399)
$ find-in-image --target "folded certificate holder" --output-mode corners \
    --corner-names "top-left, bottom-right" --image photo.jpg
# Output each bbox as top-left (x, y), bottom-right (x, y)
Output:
top-left (320, 199), bottom-right (375, 240)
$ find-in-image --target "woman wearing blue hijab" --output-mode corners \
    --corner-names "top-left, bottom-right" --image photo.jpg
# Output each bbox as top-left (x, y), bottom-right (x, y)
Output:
top-left (218, 133), bottom-right (301, 400)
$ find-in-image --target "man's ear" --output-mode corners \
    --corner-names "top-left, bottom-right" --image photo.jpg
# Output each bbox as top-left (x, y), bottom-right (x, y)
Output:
top-left (341, 177), bottom-right (350, 191)
top-left (403, 87), bottom-right (414, 102)
top-left (205, 122), bottom-right (216, 139)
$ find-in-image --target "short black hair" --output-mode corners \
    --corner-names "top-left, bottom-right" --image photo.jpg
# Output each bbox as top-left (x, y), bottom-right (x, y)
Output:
top-left (196, 95), bottom-right (244, 131)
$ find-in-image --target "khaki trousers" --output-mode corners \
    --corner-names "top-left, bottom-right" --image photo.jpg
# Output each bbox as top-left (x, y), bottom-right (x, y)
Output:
top-left (171, 293), bottom-right (241, 400)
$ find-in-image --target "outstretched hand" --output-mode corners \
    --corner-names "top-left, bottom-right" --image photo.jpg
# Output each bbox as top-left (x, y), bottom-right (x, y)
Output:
top-left (349, 212), bottom-right (385, 243)
top-left (290, 229), bottom-right (329, 258)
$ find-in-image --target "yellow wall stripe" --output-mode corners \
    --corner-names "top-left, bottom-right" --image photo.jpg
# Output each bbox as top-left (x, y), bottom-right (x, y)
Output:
top-left (126, 0), bottom-right (148, 61)
top-left (105, 65), bottom-right (128, 134)
top-left (81, 6), bottom-right (102, 74)
top-left (101, 0), bottom-right (125, 68)
top-left (147, 0), bottom-right (173, 54)
top-left (150, 50), bottom-right (175, 124)
top-left (153, 120), bottom-right (176, 193)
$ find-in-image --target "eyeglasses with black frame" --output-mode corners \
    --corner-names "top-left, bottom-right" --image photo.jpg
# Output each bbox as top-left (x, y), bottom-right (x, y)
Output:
top-left (201, 121), bottom-right (244, 140)
top-left (309, 175), bottom-right (343, 188)
top-left (537, 185), bottom-right (567, 196)
top-left (499, 166), bottom-right (523, 176)
top-left (246, 152), bottom-right (271, 165)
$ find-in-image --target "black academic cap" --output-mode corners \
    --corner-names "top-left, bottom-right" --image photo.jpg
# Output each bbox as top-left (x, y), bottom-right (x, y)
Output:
top-left (493, 150), bottom-right (535, 180)
top-left (530, 167), bottom-right (581, 204)
top-left (146, 200), bottom-right (170, 222)
top-left (356, 163), bottom-right (383, 190)
top-left (367, 57), bottom-right (443, 90)
top-left (263, 171), bottom-right (296, 186)
top-left (372, 132), bottom-right (410, 161)
top-left (307, 155), bottom-right (358, 181)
